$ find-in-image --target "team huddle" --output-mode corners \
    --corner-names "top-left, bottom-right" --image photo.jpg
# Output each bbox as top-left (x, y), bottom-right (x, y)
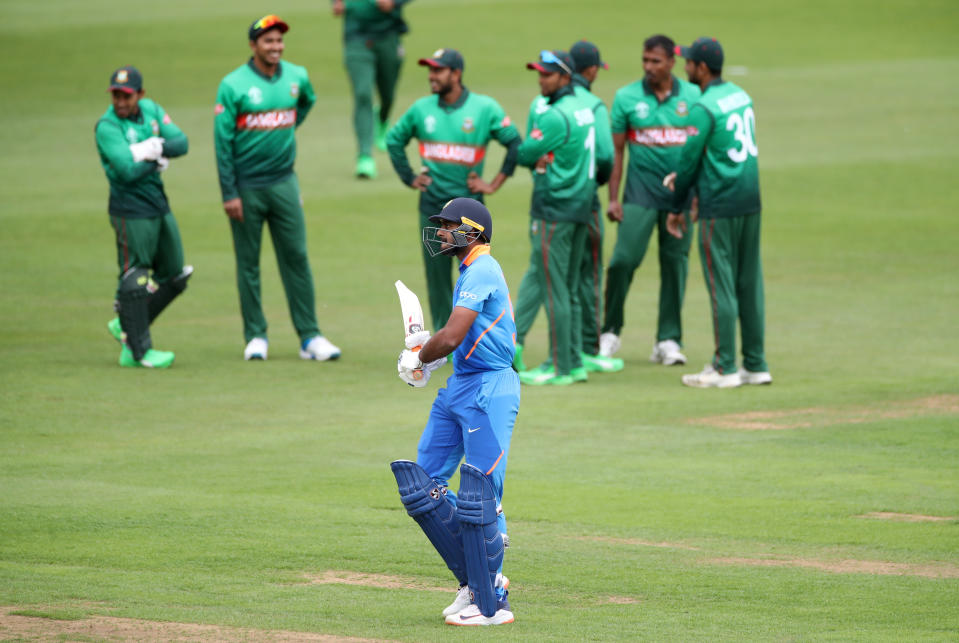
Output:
top-left (94, 6), bottom-right (769, 627)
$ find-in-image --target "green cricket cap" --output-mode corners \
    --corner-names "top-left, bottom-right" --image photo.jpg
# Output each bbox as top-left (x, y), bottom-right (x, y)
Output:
top-left (569, 40), bottom-right (608, 72)
top-left (249, 14), bottom-right (289, 41)
top-left (108, 66), bottom-right (142, 94)
top-left (418, 48), bottom-right (464, 71)
top-left (675, 37), bottom-right (724, 71)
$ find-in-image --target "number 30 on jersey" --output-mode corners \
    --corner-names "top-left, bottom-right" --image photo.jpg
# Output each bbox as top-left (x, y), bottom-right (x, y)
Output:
top-left (726, 106), bottom-right (758, 163)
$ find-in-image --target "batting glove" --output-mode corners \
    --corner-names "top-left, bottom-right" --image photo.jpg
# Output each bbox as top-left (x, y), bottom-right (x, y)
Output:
top-left (405, 330), bottom-right (431, 350)
top-left (398, 349), bottom-right (428, 388)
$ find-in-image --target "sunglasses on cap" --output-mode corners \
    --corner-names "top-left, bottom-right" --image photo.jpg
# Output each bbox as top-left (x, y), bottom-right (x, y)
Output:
top-left (254, 14), bottom-right (283, 31)
top-left (539, 50), bottom-right (572, 76)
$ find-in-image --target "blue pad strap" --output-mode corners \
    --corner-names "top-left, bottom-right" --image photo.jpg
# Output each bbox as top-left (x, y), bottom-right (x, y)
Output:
top-left (456, 463), bottom-right (504, 618)
top-left (390, 460), bottom-right (467, 586)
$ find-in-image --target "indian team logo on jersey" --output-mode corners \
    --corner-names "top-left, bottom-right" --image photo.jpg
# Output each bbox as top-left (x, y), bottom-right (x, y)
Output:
top-left (635, 102), bottom-right (650, 119)
top-left (125, 128), bottom-right (137, 143)
top-left (676, 101), bottom-right (688, 117)
top-left (290, 82), bottom-right (299, 98)
top-left (424, 115), bottom-right (436, 133)
top-left (247, 86), bottom-right (263, 105)
top-left (462, 117), bottom-right (474, 133)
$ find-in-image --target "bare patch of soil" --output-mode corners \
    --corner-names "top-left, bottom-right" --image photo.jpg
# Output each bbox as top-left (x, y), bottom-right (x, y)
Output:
top-left (601, 596), bottom-right (641, 605)
top-left (574, 535), bottom-right (701, 551)
top-left (690, 394), bottom-right (959, 430)
top-left (301, 570), bottom-right (451, 592)
top-left (707, 556), bottom-right (959, 579)
top-left (0, 607), bottom-right (392, 642)
top-left (858, 512), bottom-right (955, 523)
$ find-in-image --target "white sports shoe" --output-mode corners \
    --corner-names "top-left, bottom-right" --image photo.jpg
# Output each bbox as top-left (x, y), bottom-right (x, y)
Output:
top-left (681, 364), bottom-right (742, 389)
top-left (598, 332), bottom-right (621, 357)
top-left (445, 603), bottom-right (514, 626)
top-left (738, 368), bottom-right (773, 385)
top-left (244, 337), bottom-right (268, 361)
top-left (650, 339), bottom-right (687, 365)
top-left (299, 335), bottom-right (341, 361)
top-left (442, 574), bottom-right (510, 617)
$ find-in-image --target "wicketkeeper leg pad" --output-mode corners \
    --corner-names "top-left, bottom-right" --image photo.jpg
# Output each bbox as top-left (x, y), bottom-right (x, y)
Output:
top-left (148, 264), bottom-right (193, 323)
top-left (117, 267), bottom-right (155, 361)
top-left (390, 460), bottom-right (468, 586)
top-left (456, 463), bottom-right (505, 618)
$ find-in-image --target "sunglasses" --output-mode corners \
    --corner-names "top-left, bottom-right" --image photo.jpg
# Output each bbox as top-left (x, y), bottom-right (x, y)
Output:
top-left (539, 50), bottom-right (572, 76)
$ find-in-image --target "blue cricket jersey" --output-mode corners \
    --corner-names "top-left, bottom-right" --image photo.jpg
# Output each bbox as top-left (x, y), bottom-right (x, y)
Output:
top-left (451, 245), bottom-right (516, 375)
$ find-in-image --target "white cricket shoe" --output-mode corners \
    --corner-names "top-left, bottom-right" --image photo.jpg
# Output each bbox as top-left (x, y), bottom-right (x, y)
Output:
top-left (299, 335), bottom-right (341, 361)
top-left (442, 585), bottom-right (471, 617)
top-left (738, 368), bottom-right (773, 385)
top-left (442, 574), bottom-right (510, 617)
top-left (244, 337), bottom-right (268, 361)
top-left (599, 332), bottom-right (621, 357)
top-left (445, 603), bottom-right (514, 626)
top-left (650, 339), bottom-right (687, 365)
top-left (681, 364), bottom-right (742, 389)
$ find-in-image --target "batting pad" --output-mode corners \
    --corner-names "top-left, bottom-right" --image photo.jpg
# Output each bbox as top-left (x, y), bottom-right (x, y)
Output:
top-left (456, 463), bottom-right (504, 618)
top-left (390, 460), bottom-right (468, 586)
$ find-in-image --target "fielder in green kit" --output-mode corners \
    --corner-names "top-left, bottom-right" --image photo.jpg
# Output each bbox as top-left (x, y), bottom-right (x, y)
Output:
top-left (666, 37), bottom-right (771, 388)
top-left (386, 48), bottom-right (520, 330)
top-left (515, 50), bottom-right (613, 386)
top-left (215, 15), bottom-right (341, 362)
top-left (332, 0), bottom-right (413, 179)
top-left (601, 35), bottom-right (701, 367)
top-left (96, 65), bottom-right (192, 369)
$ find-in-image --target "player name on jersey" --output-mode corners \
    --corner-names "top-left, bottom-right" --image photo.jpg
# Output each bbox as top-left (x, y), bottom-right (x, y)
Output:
top-left (627, 126), bottom-right (700, 147)
top-left (418, 141), bottom-right (486, 165)
top-left (236, 109), bottom-right (297, 131)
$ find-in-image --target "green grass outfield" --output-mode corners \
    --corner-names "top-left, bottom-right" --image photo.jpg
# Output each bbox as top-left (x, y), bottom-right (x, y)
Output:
top-left (1, 0), bottom-right (958, 640)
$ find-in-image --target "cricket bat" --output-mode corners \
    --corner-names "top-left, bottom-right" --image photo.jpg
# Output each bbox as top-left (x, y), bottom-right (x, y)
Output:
top-left (394, 280), bottom-right (426, 381)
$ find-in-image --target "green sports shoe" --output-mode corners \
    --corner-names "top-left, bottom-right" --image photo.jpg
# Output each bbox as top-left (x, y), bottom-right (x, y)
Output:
top-left (512, 344), bottom-right (527, 372)
top-left (518, 365), bottom-right (555, 385)
top-left (119, 345), bottom-right (175, 369)
top-left (355, 155), bottom-right (377, 179)
top-left (546, 374), bottom-right (576, 386)
top-left (570, 366), bottom-right (588, 382)
top-left (107, 317), bottom-right (125, 344)
top-left (581, 352), bottom-right (624, 373)
top-left (375, 119), bottom-right (389, 151)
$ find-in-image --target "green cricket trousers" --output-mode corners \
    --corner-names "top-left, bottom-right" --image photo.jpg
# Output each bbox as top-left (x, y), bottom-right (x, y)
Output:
top-left (514, 218), bottom-right (586, 376)
top-left (697, 213), bottom-right (768, 375)
top-left (230, 174), bottom-right (321, 344)
top-left (344, 33), bottom-right (403, 157)
top-left (603, 203), bottom-right (692, 343)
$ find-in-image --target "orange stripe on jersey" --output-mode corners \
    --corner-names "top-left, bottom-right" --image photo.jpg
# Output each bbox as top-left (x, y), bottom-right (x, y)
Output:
top-left (485, 450), bottom-right (504, 476)
top-left (464, 308), bottom-right (505, 360)
top-left (461, 244), bottom-right (490, 267)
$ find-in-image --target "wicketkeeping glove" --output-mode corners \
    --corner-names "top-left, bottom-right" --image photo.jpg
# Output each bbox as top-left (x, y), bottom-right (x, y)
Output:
top-left (129, 136), bottom-right (165, 163)
top-left (156, 157), bottom-right (170, 173)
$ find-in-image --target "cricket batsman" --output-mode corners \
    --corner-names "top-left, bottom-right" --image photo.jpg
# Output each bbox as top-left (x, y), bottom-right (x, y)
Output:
top-left (666, 37), bottom-right (771, 388)
top-left (391, 198), bottom-right (519, 626)
top-left (387, 48), bottom-right (520, 330)
top-left (96, 65), bottom-right (192, 368)
top-left (214, 15), bottom-right (341, 362)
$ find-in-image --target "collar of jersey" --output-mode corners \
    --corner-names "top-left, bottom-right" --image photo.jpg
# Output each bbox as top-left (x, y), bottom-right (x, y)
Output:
top-left (547, 84), bottom-right (574, 105)
top-left (703, 77), bottom-right (727, 94)
top-left (436, 86), bottom-right (470, 112)
top-left (572, 73), bottom-right (591, 92)
top-left (460, 244), bottom-right (490, 269)
top-left (247, 58), bottom-right (284, 82)
top-left (642, 74), bottom-right (681, 102)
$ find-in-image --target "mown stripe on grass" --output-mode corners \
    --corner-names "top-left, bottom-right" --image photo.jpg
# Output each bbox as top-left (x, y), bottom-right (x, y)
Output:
top-left (301, 570), bottom-right (450, 592)
top-left (688, 394), bottom-right (959, 430)
top-left (706, 557), bottom-right (959, 579)
top-left (857, 512), bottom-right (956, 523)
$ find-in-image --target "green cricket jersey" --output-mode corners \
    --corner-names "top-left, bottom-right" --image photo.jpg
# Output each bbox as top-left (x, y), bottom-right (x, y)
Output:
top-left (517, 85), bottom-right (613, 223)
top-left (95, 99), bottom-right (188, 218)
top-left (611, 75), bottom-right (701, 211)
top-left (572, 73), bottom-right (614, 211)
top-left (386, 88), bottom-right (520, 213)
top-left (214, 60), bottom-right (316, 201)
top-left (672, 79), bottom-right (761, 218)
top-left (340, 0), bottom-right (412, 40)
